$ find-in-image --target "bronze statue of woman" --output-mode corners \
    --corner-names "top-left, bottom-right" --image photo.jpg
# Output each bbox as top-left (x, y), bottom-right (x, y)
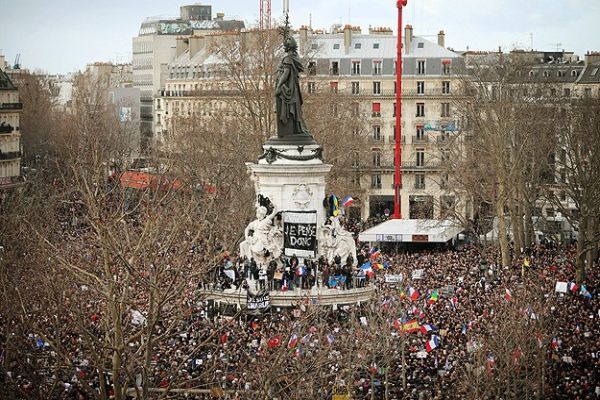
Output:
top-left (274, 36), bottom-right (314, 142)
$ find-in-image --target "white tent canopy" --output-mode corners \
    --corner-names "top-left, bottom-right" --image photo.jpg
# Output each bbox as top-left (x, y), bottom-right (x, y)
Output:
top-left (358, 219), bottom-right (463, 243)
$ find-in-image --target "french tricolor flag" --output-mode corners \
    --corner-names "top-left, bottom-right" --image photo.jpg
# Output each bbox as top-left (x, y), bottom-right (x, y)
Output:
top-left (287, 333), bottom-right (299, 349)
top-left (425, 335), bottom-right (440, 352)
top-left (420, 324), bottom-right (436, 334)
top-left (568, 282), bottom-right (579, 292)
top-left (409, 287), bottom-right (420, 301)
top-left (341, 195), bottom-right (354, 207)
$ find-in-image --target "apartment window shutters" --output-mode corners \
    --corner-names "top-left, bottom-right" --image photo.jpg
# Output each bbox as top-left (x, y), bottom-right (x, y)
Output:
top-left (372, 102), bottom-right (381, 117)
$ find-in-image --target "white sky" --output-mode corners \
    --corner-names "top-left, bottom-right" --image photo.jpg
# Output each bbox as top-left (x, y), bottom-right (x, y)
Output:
top-left (1, 0), bottom-right (598, 74)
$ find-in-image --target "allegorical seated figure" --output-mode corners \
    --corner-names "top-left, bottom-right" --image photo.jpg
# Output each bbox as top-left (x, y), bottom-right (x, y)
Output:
top-left (318, 216), bottom-right (357, 266)
top-left (239, 204), bottom-right (283, 267)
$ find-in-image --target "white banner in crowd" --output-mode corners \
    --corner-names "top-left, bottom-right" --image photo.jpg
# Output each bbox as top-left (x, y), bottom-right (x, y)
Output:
top-left (385, 274), bottom-right (404, 284)
top-left (555, 281), bottom-right (568, 293)
top-left (412, 269), bottom-right (424, 280)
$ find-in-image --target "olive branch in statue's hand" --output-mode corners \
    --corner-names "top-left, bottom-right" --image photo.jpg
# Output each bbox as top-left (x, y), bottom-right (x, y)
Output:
top-left (279, 12), bottom-right (291, 41)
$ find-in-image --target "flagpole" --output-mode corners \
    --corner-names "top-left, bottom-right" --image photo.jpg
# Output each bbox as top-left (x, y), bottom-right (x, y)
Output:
top-left (393, 0), bottom-right (407, 219)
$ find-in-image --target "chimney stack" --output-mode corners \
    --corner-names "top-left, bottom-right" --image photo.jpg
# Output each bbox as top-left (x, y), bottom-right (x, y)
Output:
top-left (299, 26), bottom-right (309, 54)
top-left (404, 24), bottom-right (413, 55)
top-left (437, 30), bottom-right (445, 48)
top-left (344, 24), bottom-right (352, 54)
top-left (584, 51), bottom-right (600, 65)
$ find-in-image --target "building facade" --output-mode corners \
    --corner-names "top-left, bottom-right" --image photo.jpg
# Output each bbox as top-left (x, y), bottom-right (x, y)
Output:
top-left (132, 4), bottom-right (244, 150)
top-left (0, 57), bottom-right (22, 189)
top-left (154, 24), bottom-right (468, 220)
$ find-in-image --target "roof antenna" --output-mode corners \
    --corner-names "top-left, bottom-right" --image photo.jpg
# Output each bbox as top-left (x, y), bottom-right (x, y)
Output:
top-left (348, 0), bottom-right (352, 25)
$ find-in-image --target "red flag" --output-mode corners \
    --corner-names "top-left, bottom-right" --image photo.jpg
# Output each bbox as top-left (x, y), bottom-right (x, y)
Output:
top-left (268, 335), bottom-right (282, 348)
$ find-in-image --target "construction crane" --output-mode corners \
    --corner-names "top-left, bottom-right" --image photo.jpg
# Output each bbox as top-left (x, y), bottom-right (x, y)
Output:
top-left (259, 0), bottom-right (271, 30)
top-left (13, 54), bottom-right (21, 69)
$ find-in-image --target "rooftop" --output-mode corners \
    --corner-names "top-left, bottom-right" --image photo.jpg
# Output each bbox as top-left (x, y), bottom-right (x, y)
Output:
top-left (0, 67), bottom-right (17, 90)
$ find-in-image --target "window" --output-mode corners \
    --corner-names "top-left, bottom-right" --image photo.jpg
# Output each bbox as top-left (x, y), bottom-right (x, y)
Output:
top-left (373, 81), bottom-right (381, 95)
top-left (372, 151), bottom-right (382, 167)
top-left (584, 88), bottom-right (592, 97)
top-left (373, 43), bottom-right (380, 49)
top-left (417, 60), bottom-right (426, 74)
top-left (330, 81), bottom-right (338, 93)
top-left (351, 103), bottom-right (360, 117)
top-left (331, 61), bottom-right (339, 75)
top-left (355, 43), bottom-right (362, 49)
top-left (371, 174), bottom-right (382, 188)
top-left (543, 70), bottom-right (549, 77)
top-left (307, 82), bottom-right (316, 94)
top-left (442, 60), bottom-right (451, 75)
top-left (307, 61), bottom-right (317, 75)
top-left (372, 125), bottom-right (381, 140)
top-left (442, 81), bottom-right (450, 94)
top-left (564, 88), bottom-right (571, 97)
top-left (441, 102), bottom-right (450, 117)
top-left (550, 88), bottom-right (556, 96)
top-left (331, 103), bottom-right (338, 116)
top-left (417, 81), bottom-right (425, 94)
top-left (529, 70), bottom-right (535, 77)
top-left (416, 102), bottom-right (425, 117)
top-left (440, 149), bottom-right (450, 162)
top-left (372, 102), bottom-right (381, 117)
top-left (393, 102), bottom-right (396, 117)
top-left (557, 70), bottom-right (564, 77)
top-left (352, 152), bottom-right (360, 168)
top-left (416, 149), bottom-right (425, 167)
top-left (417, 42), bottom-right (424, 48)
top-left (571, 70), bottom-right (578, 77)
top-left (351, 81), bottom-right (360, 95)
top-left (415, 174), bottom-right (425, 189)
top-left (415, 125), bottom-right (425, 142)
top-left (440, 195), bottom-right (456, 217)
top-left (333, 43), bottom-right (340, 50)
top-left (440, 173), bottom-right (449, 188)
top-left (373, 60), bottom-right (382, 75)
top-left (352, 61), bottom-right (361, 75)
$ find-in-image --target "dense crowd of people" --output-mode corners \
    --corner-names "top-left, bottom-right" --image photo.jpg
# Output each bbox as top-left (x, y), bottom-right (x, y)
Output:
top-left (3, 232), bottom-right (598, 399)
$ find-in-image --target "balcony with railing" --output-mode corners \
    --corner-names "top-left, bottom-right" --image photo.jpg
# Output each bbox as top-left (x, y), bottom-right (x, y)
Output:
top-left (0, 103), bottom-right (23, 111)
top-left (157, 89), bottom-right (239, 98)
top-left (0, 124), bottom-right (15, 134)
top-left (411, 135), bottom-right (429, 144)
top-left (376, 161), bottom-right (441, 171)
top-left (0, 151), bottom-right (21, 161)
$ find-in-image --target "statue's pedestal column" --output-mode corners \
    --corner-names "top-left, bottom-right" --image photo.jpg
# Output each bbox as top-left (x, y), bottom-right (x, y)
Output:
top-left (247, 143), bottom-right (332, 257)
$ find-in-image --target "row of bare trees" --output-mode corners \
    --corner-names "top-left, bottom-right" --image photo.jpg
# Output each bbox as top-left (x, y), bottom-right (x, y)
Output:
top-left (445, 53), bottom-right (600, 280)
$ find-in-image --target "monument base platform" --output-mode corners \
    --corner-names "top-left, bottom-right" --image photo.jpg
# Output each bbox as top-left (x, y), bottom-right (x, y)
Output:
top-left (200, 285), bottom-right (375, 308)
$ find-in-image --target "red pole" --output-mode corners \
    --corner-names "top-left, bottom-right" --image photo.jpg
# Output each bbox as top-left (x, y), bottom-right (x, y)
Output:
top-left (393, 0), bottom-right (406, 219)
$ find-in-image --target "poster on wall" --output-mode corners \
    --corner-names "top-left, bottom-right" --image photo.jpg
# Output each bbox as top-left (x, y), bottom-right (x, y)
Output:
top-left (283, 211), bottom-right (317, 258)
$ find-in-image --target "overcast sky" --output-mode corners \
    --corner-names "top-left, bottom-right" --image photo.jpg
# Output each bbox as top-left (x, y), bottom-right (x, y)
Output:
top-left (1, 0), bottom-right (598, 74)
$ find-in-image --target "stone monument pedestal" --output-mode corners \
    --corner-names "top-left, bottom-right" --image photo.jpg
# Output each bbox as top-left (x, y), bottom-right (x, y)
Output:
top-left (246, 143), bottom-right (331, 260)
top-left (248, 144), bottom-right (331, 223)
